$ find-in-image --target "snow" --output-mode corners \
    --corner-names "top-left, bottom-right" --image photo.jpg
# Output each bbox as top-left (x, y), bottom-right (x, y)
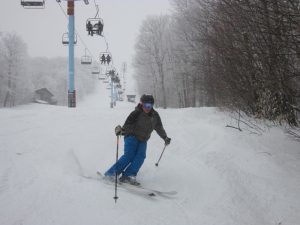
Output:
top-left (0, 83), bottom-right (300, 225)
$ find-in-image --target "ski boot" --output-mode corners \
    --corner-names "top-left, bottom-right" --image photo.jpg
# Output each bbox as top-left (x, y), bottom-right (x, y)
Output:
top-left (119, 175), bottom-right (140, 186)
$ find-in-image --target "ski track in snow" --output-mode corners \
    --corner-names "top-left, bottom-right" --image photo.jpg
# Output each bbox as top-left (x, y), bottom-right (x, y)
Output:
top-left (0, 83), bottom-right (300, 225)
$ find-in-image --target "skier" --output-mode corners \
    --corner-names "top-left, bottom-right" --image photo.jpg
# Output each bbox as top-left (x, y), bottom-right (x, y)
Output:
top-left (86, 21), bottom-right (93, 36)
top-left (104, 94), bottom-right (171, 185)
top-left (95, 20), bottom-right (103, 35)
top-left (101, 54), bottom-right (106, 64)
top-left (106, 54), bottom-right (111, 65)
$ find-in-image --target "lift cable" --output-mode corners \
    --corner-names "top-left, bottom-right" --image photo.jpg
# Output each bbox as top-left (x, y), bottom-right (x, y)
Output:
top-left (92, 0), bottom-right (114, 66)
top-left (56, 1), bottom-right (97, 64)
top-left (93, 0), bottom-right (99, 18)
top-left (56, 0), bottom-right (117, 74)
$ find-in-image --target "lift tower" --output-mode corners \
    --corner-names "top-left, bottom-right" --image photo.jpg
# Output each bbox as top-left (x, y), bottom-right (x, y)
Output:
top-left (67, 0), bottom-right (76, 107)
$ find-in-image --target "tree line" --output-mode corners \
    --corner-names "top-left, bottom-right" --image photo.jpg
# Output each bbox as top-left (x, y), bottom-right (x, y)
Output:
top-left (0, 32), bottom-right (97, 107)
top-left (133, 0), bottom-right (300, 126)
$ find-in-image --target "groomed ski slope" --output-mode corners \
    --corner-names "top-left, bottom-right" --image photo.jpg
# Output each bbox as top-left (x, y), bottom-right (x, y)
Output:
top-left (0, 83), bottom-right (299, 225)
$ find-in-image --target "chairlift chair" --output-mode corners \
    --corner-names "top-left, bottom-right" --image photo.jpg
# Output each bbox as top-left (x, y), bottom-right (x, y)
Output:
top-left (81, 55), bottom-right (92, 65)
top-left (105, 65), bottom-right (116, 72)
top-left (21, 0), bottom-right (45, 9)
top-left (127, 95), bottom-right (136, 103)
top-left (86, 18), bottom-right (104, 36)
top-left (92, 66), bottom-right (100, 75)
top-left (81, 48), bottom-right (92, 64)
top-left (98, 74), bottom-right (106, 80)
top-left (56, 0), bottom-right (86, 3)
top-left (99, 52), bottom-right (112, 64)
top-left (62, 32), bottom-right (77, 45)
top-left (106, 66), bottom-right (117, 77)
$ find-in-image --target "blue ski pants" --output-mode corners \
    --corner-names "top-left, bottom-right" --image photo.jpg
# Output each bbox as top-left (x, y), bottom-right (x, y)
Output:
top-left (105, 136), bottom-right (147, 177)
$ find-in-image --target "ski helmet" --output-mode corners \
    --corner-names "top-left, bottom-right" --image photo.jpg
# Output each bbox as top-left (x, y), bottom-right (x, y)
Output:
top-left (140, 94), bottom-right (154, 104)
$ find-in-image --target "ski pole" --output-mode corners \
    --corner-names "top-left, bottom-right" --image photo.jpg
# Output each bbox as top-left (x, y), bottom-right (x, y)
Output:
top-left (113, 135), bottom-right (120, 203)
top-left (155, 144), bottom-right (167, 167)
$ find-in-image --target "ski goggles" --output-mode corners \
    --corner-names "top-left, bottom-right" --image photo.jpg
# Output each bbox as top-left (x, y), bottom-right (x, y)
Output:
top-left (142, 102), bottom-right (153, 110)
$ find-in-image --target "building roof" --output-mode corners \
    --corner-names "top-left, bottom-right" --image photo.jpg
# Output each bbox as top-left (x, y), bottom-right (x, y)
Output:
top-left (35, 88), bottom-right (54, 97)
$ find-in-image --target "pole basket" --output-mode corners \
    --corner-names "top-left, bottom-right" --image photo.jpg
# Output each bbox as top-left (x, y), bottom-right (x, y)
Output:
top-left (68, 90), bottom-right (76, 107)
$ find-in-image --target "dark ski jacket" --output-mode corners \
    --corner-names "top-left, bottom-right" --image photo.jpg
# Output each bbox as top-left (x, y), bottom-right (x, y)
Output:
top-left (122, 104), bottom-right (167, 142)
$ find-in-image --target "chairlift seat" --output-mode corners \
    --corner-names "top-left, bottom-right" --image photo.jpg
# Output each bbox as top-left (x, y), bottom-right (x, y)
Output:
top-left (21, 0), bottom-right (45, 8)
top-left (81, 55), bottom-right (92, 65)
top-left (82, 61), bottom-right (92, 65)
top-left (99, 52), bottom-right (112, 64)
top-left (62, 33), bottom-right (77, 45)
top-left (86, 18), bottom-right (104, 36)
top-left (92, 66), bottom-right (100, 74)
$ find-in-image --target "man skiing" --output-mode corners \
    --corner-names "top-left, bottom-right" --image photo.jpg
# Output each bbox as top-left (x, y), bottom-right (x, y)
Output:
top-left (104, 94), bottom-right (171, 185)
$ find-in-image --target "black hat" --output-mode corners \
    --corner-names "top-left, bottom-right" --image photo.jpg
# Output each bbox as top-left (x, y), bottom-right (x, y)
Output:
top-left (140, 94), bottom-right (154, 104)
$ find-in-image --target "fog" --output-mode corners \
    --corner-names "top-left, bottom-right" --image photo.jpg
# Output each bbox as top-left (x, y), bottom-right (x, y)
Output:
top-left (0, 0), bottom-right (171, 92)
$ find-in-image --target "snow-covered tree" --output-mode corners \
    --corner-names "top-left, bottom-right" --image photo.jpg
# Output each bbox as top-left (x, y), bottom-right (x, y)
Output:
top-left (0, 32), bottom-right (28, 107)
top-left (133, 15), bottom-right (174, 108)
top-left (133, 0), bottom-right (300, 125)
top-left (0, 32), bottom-right (97, 107)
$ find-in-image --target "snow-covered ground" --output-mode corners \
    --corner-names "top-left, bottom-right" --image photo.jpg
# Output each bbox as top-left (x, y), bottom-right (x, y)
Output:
top-left (0, 83), bottom-right (299, 225)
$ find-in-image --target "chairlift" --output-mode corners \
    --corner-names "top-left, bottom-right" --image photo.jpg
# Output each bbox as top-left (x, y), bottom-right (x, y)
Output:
top-left (99, 52), bottom-right (112, 65)
top-left (86, 18), bottom-right (104, 36)
top-left (81, 49), bottom-right (92, 65)
top-left (56, 0), bottom-right (85, 3)
top-left (21, 0), bottom-right (45, 9)
top-left (98, 74), bottom-right (106, 80)
top-left (106, 66), bottom-right (117, 77)
top-left (127, 95), bottom-right (136, 103)
top-left (62, 32), bottom-right (77, 45)
top-left (81, 55), bottom-right (92, 65)
top-left (113, 76), bottom-right (120, 83)
top-left (92, 65), bottom-right (100, 75)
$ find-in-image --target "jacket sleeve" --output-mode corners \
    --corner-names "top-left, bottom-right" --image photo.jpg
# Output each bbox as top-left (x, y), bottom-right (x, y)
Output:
top-left (154, 113), bottom-right (167, 140)
top-left (122, 110), bottom-right (140, 135)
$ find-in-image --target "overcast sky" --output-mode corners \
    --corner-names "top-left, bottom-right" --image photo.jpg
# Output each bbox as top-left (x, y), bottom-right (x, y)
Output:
top-left (0, 0), bottom-right (171, 92)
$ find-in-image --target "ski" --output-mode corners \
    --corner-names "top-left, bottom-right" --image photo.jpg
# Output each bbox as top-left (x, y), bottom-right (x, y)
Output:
top-left (96, 171), bottom-right (177, 198)
top-left (96, 172), bottom-right (156, 197)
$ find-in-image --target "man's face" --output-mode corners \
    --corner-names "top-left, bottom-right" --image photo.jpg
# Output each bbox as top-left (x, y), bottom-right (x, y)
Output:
top-left (142, 102), bottom-right (153, 113)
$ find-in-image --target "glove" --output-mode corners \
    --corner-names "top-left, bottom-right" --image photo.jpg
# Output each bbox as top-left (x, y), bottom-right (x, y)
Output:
top-left (164, 137), bottom-right (171, 145)
top-left (115, 125), bottom-right (124, 136)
